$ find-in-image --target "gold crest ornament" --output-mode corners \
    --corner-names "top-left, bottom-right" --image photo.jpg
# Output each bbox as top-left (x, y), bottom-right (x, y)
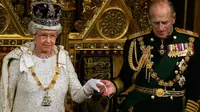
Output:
top-left (155, 88), bottom-right (165, 97)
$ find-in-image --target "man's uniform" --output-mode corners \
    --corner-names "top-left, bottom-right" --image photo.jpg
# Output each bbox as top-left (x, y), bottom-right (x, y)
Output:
top-left (112, 27), bottom-right (200, 112)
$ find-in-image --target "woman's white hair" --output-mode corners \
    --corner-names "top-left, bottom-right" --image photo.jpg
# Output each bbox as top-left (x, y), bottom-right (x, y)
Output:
top-left (28, 21), bottom-right (62, 36)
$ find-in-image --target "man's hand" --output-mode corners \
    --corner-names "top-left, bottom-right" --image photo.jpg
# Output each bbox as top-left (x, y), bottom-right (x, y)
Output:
top-left (98, 80), bottom-right (116, 97)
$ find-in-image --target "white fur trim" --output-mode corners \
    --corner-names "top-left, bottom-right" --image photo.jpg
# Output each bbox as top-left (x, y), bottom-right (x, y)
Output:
top-left (28, 21), bottom-right (62, 35)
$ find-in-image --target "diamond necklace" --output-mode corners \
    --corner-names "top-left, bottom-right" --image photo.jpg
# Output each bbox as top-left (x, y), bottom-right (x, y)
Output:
top-left (33, 50), bottom-right (54, 62)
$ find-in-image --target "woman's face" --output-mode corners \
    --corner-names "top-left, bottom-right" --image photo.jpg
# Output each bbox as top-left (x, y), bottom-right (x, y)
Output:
top-left (34, 29), bottom-right (57, 54)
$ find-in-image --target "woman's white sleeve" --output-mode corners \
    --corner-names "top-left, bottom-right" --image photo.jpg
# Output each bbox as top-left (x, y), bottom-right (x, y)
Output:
top-left (66, 55), bottom-right (89, 103)
top-left (8, 60), bottom-right (21, 110)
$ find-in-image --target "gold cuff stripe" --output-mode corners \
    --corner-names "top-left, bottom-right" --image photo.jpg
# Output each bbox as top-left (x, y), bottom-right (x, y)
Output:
top-left (112, 77), bottom-right (124, 96)
top-left (186, 103), bottom-right (199, 111)
top-left (188, 100), bottom-right (200, 108)
top-left (185, 108), bottom-right (196, 112)
top-left (185, 99), bottom-right (200, 112)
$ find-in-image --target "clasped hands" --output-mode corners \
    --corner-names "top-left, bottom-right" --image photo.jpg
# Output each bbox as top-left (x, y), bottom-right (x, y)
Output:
top-left (84, 79), bottom-right (116, 97)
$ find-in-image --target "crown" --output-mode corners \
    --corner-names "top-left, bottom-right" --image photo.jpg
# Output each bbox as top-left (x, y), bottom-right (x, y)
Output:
top-left (31, 0), bottom-right (62, 27)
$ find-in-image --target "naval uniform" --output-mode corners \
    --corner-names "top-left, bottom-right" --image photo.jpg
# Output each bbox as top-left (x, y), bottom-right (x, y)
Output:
top-left (112, 27), bottom-right (200, 112)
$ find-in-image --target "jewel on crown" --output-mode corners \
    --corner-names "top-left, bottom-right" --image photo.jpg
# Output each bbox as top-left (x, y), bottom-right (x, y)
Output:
top-left (31, 0), bottom-right (62, 26)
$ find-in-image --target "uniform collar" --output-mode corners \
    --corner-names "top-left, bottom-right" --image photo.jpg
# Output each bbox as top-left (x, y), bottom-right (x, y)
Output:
top-left (150, 27), bottom-right (176, 43)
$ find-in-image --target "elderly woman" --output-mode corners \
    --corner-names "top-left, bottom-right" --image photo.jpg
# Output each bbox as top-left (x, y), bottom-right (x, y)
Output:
top-left (0, 1), bottom-right (105, 112)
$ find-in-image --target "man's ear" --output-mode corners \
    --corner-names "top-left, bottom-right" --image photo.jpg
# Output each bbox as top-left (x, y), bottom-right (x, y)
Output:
top-left (148, 15), bottom-right (151, 25)
top-left (172, 12), bottom-right (176, 24)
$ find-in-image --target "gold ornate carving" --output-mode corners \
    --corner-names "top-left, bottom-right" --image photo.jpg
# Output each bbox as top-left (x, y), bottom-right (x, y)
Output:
top-left (74, 0), bottom-right (103, 32)
top-left (96, 7), bottom-right (129, 40)
top-left (0, 3), bottom-right (10, 33)
top-left (82, 56), bottom-right (112, 80)
top-left (126, 0), bottom-right (150, 30)
top-left (60, 0), bottom-right (75, 10)
top-left (5, 0), bottom-right (28, 34)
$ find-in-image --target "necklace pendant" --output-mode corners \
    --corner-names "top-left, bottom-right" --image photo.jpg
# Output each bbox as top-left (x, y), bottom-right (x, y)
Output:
top-left (42, 91), bottom-right (51, 106)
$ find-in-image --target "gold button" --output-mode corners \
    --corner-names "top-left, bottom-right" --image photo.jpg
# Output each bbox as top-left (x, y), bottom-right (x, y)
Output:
top-left (150, 38), bottom-right (154, 42)
top-left (170, 96), bottom-right (173, 100)
top-left (175, 70), bottom-right (179, 74)
top-left (151, 95), bottom-right (155, 99)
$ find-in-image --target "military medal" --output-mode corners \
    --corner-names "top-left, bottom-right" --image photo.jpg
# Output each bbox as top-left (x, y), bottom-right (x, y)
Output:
top-left (158, 39), bottom-right (165, 56)
top-left (168, 42), bottom-right (194, 58)
top-left (42, 91), bottom-right (52, 106)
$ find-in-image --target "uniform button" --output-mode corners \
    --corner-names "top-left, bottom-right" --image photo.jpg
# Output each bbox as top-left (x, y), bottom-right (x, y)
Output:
top-left (175, 70), bottom-right (179, 74)
top-left (173, 36), bottom-right (177, 39)
top-left (150, 38), bottom-right (154, 42)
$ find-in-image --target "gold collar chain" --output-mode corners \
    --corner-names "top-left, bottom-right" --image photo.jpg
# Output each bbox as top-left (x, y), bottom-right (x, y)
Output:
top-left (28, 61), bottom-right (61, 91)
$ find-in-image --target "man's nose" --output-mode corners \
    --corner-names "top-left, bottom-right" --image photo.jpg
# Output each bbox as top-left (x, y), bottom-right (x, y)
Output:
top-left (158, 23), bottom-right (165, 30)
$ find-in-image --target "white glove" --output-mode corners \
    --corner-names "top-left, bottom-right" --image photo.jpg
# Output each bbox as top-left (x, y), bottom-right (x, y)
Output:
top-left (83, 79), bottom-right (106, 95)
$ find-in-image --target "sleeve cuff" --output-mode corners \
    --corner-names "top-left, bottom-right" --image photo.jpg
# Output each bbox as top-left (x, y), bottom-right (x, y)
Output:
top-left (112, 77), bottom-right (124, 97)
top-left (185, 99), bottom-right (199, 112)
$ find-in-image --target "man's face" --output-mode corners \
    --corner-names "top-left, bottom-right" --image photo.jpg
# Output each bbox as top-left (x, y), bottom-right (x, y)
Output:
top-left (149, 3), bottom-right (175, 39)
top-left (34, 29), bottom-right (57, 54)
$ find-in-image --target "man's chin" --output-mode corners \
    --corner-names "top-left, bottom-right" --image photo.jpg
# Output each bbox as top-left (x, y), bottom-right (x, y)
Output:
top-left (156, 34), bottom-right (168, 39)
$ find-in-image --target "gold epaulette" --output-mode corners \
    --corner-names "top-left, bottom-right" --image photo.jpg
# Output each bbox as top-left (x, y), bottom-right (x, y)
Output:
top-left (129, 28), bottom-right (151, 39)
top-left (175, 27), bottom-right (199, 37)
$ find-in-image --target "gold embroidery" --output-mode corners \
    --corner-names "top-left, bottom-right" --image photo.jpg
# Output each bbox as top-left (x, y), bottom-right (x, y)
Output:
top-left (175, 27), bottom-right (199, 37)
top-left (129, 29), bottom-right (151, 39)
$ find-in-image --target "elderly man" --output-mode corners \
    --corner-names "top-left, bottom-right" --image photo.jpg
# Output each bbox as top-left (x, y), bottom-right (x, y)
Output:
top-left (100, 0), bottom-right (200, 112)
